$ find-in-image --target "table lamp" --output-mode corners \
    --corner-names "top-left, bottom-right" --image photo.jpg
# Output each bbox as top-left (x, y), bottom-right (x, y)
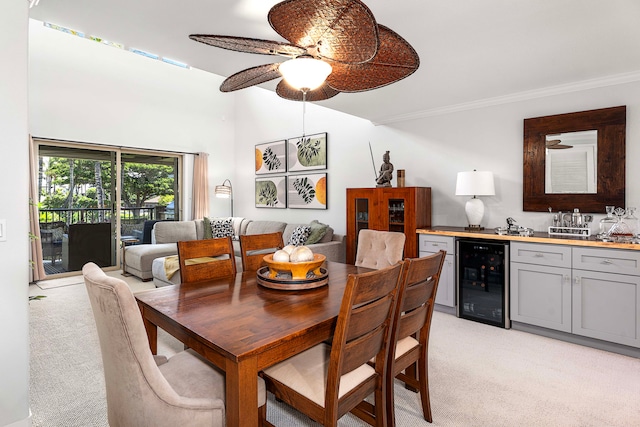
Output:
top-left (455, 170), bottom-right (495, 230)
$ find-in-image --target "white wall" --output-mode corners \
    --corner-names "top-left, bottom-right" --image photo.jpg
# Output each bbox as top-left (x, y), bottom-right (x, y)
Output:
top-left (0, 2), bottom-right (31, 427)
top-left (234, 81), bottom-right (640, 235)
top-left (28, 21), bottom-right (237, 218)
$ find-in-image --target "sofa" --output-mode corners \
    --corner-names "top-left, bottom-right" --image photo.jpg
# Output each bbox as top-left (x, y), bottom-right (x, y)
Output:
top-left (123, 217), bottom-right (345, 287)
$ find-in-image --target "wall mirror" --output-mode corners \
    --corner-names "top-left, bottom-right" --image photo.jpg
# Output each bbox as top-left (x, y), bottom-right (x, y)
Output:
top-left (523, 106), bottom-right (626, 213)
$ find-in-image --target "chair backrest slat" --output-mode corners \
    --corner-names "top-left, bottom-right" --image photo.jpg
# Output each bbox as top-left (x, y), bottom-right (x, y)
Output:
top-left (239, 232), bottom-right (284, 271)
top-left (178, 237), bottom-right (236, 283)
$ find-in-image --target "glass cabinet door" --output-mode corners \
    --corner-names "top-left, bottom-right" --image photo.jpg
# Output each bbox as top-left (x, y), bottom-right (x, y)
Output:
top-left (387, 198), bottom-right (405, 233)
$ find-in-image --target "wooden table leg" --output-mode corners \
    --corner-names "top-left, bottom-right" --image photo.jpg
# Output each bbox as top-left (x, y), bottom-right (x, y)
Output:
top-left (138, 304), bottom-right (158, 355)
top-left (225, 357), bottom-right (259, 427)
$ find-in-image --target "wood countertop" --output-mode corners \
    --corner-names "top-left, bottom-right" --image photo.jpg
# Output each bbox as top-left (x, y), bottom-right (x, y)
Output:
top-left (417, 226), bottom-right (640, 251)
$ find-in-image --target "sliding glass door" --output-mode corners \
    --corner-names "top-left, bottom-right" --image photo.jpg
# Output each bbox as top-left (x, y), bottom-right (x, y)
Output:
top-left (37, 141), bottom-right (181, 276)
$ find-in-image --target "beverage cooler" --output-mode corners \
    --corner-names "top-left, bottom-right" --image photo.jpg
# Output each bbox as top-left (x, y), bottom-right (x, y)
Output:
top-left (456, 239), bottom-right (510, 328)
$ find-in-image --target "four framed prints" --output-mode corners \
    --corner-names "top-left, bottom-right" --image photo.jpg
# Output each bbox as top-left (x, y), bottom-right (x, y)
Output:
top-left (255, 133), bottom-right (328, 209)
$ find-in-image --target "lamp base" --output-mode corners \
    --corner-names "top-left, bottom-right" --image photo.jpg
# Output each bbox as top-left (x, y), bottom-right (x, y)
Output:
top-left (465, 225), bottom-right (485, 231)
top-left (464, 197), bottom-right (486, 230)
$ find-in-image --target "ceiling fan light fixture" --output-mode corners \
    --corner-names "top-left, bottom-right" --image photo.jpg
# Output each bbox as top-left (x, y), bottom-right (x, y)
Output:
top-left (279, 56), bottom-right (332, 92)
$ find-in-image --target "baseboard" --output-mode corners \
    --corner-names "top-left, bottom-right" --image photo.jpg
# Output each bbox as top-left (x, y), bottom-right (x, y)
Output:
top-left (511, 321), bottom-right (640, 359)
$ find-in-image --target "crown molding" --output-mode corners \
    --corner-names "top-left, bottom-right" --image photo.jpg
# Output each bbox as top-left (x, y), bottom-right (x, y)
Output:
top-left (371, 70), bottom-right (640, 126)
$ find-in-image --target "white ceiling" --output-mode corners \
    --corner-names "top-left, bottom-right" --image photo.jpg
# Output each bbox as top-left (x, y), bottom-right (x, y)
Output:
top-left (29, 0), bottom-right (640, 125)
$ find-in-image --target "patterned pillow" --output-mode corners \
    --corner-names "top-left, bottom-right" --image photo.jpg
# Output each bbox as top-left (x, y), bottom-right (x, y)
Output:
top-left (287, 225), bottom-right (311, 246)
top-left (210, 217), bottom-right (234, 238)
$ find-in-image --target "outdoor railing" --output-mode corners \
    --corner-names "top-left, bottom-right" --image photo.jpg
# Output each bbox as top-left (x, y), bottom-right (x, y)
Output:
top-left (39, 207), bottom-right (164, 230)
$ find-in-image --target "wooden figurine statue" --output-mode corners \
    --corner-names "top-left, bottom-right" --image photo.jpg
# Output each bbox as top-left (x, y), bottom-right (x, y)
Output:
top-left (376, 151), bottom-right (394, 187)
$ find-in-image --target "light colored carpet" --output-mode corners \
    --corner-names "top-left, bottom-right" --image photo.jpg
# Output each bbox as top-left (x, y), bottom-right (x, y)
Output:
top-left (29, 271), bottom-right (640, 426)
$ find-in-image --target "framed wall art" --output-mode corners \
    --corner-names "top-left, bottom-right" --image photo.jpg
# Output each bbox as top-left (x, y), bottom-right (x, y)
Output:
top-left (287, 132), bottom-right (327, 172)
top-left (287, 173), bottom-right (327, 210)
top-left (255, 176), bottom-right (287, 209)
top-left (255, 140), bottom-right (287, 175)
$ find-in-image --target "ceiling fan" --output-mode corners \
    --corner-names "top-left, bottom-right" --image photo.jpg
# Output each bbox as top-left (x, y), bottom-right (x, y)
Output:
top-left (189, 0), bottom-right (420, 101)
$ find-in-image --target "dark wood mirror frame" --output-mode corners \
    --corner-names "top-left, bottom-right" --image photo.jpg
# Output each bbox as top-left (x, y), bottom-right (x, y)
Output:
top-left (523, 106), bottom-right (626, 213)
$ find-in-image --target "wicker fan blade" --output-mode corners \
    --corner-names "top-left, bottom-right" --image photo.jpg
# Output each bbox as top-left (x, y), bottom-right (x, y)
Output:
top-left (547, 144), bottom-right (573, 149)
top-left (220, 63), bottom-right (282, 92)
top-left (276, 80), bottom-right (340, 101)
top-left (326, 25), bottom-right (419, 92)
top-left (269, 0), bottom-right (378, 64)
top-left (189, 34), bottom-right (306, 57)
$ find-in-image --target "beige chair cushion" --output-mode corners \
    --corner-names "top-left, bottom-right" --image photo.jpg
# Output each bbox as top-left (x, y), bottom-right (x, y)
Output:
top-left (355, 229), bottom-right (406, 269)
top-left (395, 336), bottom-right (419, 359)
top-left (262, 343), bottom-right (375, 407)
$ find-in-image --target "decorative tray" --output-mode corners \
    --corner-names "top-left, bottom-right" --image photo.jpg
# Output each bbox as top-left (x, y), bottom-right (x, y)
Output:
top-left (256, 266), bottom-right (328, 290)
top-left (547, 226), bottom-right (591, 237)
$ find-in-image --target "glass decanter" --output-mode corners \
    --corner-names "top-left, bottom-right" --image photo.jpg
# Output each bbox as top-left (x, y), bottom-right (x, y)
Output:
top-left (598, 205), bottom-right (618, 238)
top-left (608, 207), bottom-right (633, 241)
top-left (623, 207), bottom-right (639, 238)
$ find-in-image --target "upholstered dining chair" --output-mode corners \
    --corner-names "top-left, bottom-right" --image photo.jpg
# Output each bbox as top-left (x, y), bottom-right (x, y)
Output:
top-left (259, 262), bottom-right (404, 427)
top-left (355, 229), bottom-right (406, 270)
top-left (82, 262), bottom-right (266, 427)
top-left (239, 232), bottom-right (284, 272)
top-left (352, 250), bottom-right (446, 426)
top-left (177, 236), bottom-right (236, 283)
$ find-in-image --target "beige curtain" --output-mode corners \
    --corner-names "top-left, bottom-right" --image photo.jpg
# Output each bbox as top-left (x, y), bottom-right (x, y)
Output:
top-left (192, 152), bottom-right (209, 220)
top-left (29, 135), bottom-right (46, 282)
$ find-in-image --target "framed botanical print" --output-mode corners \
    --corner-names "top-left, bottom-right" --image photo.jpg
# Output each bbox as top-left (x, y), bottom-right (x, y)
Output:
top-left (287, 132), bottom-right (327, 172)
top-left (287, 173), bottom-right (327, 210)
top-left (255, 140), bottom-right (287, 175)
top-left (255, 176), bottom-right (287, 209)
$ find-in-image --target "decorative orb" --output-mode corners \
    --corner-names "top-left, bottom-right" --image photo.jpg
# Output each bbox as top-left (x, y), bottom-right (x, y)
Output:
top-left (290, 246), bottom-right (314, 262)
top-left (272, 249), bottom-right (290, 262)
top-left (282, 244), bottom-right (296, 255)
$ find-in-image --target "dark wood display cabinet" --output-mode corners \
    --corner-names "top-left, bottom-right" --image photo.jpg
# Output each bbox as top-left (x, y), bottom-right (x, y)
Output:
top-left (346, 187), bottom-right (432, 264)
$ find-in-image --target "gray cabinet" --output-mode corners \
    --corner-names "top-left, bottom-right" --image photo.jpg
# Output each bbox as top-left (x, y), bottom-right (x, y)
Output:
top-left (510, 242), bottom-right (572, 332)
top-left (572, 248), bottom-right (640, 347)
top-left (419, 234), bottom-right (455, 307)
top-left (511, 242), bottom-right (640, 348)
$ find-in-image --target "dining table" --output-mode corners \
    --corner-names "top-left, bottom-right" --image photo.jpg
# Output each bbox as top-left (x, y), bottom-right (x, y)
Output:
top-left (134, 260), bottom-right (369, 427)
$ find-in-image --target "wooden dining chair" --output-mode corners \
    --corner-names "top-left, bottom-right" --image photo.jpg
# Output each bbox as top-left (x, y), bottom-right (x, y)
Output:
top-left (239, 232), bottom-right (284, 272)
top-left (355, 229), bottom-right (406, 270)
top-left (259, 262), bottom-right (404, 427)
top-left (82, 262), bottom-right (266, 426)
top-left (177, 237), bottom-right (236, 284)
top-left (352, 250), bottom-right (446, 426)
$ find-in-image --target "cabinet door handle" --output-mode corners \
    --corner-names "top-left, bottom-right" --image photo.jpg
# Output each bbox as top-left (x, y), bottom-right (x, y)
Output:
top-left (563, 274), bottom-right (570, 283)
top-left (574, 276), bottom-right (581, 285)
top-left (601, 259), bottom-right (613, 265)
top-left (534, 253), bottom-right (544, 258)
top-left (432, 243), bottom-right (439, 247)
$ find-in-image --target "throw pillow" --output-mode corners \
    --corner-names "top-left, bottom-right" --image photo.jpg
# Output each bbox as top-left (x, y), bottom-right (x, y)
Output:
top-left (203, 217), bottom-right (213, 239)
top-left (305, 220), bottom-right (329, 244)
top-left (210, 217), bottom-right (234, 238)
top-left (287, 225), bottom-right (311, 246)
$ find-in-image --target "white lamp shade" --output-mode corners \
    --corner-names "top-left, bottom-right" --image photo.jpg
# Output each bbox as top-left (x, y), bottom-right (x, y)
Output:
top-left (455, 171), bottom-right (495, 196)
top-left (279, 57), bottom-right (332, 91)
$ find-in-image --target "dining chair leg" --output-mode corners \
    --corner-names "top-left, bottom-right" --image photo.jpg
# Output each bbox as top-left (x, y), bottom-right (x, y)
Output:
top-left (403, 361), bottom-right (418, 392)
top-left (418, 352), bottom-right (433, 422)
